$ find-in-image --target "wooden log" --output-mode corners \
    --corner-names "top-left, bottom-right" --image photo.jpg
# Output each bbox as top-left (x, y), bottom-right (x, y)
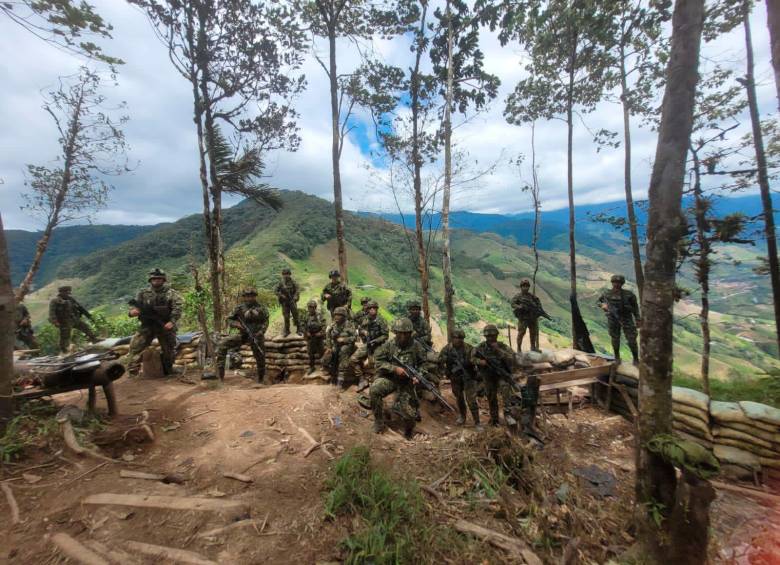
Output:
top-left (2, 483), bottom-right (20, 524)
top-left (82, 493), bottom-right (249, 518)
top-left (196, 519), bottom-right (259, 539)
top-left (120, 470), bottom-right (165, 481)
top-left (58, 418), bottom-right (117, 463)
top-left (453, 520), bottom-right (542, 565)
top-left (223, 472), bottom-right (253, 483)
top-left (84, 540), bottom-right (142, 565)
top-left (124, 541), bottom-right (217, 565)
top-left (50, 533), bottom-right (109, 565)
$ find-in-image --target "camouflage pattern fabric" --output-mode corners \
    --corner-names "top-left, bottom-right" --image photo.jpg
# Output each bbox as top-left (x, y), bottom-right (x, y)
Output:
top-left (409, 314), bottom-right (432, 347)
top-left (598, 287), bottom-right (640, 359)
top-left (126, 284), bottom-right (184, 374)
top-left (14, 303), bottom-right (39, 350)
top-left (511, 291), bottom-right (543, 351)
top-left (324, 321), bottom-right (357, 385)
top-left (438, 342), bottom-right (479, 423)
top-left (275, 276), bottom-right (300, 334)
top-left (321, 282), bottom-right (352, 315)
top-left (214, 300), bottom-right (269, 380)
top-left (350, 314), bottom-right (389, 381)
top-left (471, 341), bottom-right (515, 425)
top-left (301, 309), bottom-right (326, 370)
top-left (371, 339), bottom-right (429, 433)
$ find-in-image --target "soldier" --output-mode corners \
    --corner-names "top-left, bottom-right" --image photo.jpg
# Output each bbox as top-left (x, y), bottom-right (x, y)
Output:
top-left (438, 328), bottom-right (480, 427)
top-left (126, 269), bottom-right (183, 376)
top-left (216, 289), bottom-right (269, 382)
top-left (352, 296), bottom-right (372, 328)
top-left (321, 270), bottom-right (352, 319)
top-left (275, 267), bottom-right (301, 336)
top-left (350, 300), bottom-right (389, 390)
top-left (598, 274), bottom-right (641, 365)
top-left (323, 306), bottom-right (357, 387)
top-left (14, 294), bottom-right (39, 350)
top-left (49, 285), bottom-right (99, 353)
top-left (510, 279), bottom-right (545, 352)
top-left (407, 300), bottom-right (432, 347)
top-left (301, 299), bottom-right (326, 374)
top-left (370, 318), bottom-right (429, 438)
top-left (471, 324), bottom-right (516, 427)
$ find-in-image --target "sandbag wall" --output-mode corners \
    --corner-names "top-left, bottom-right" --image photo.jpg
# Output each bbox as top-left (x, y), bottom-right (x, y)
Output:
top-left (258, 335), bottom-right (322, 384)
top-left (110, 334), bottom-right (203, 369)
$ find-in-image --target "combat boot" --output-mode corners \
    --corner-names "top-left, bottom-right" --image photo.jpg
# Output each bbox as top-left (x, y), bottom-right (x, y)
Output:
top-left (373, 420), bottom-right (387, 434)
top-left (471, 408), bottom-right (481, 428)
top-left (404, 421), bottom-right (415, 439)
top-left (218, 366), bottom-right (225, 381)
top-left (629, 342), bottom-right (639, 366)
top-left (612, 338), bottom-right (622, 362)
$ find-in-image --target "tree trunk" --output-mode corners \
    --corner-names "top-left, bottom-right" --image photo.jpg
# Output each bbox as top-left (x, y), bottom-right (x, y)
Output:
top-left (441, 0), bottom-right (455, 340)
top-left (636, 0), bottom-right (705, 561)
top-left (620, 43), bottom-right (645, 300)
top-left (0, 214), bottom-right (14, 429)
top-left (189, 261), bottom-right (213, 360)
top-left (767, 0), bottom-right (780, 111)
top-left (327, 24), bottom-right (349, 284)
top-left (566, 43), bottom-right (594, 353)
top-left (411, 5), bottom-right (430, 323)
top-left (530, 122), bottom-right (541, 293)
top-left (692, 150), bottom-right (711, 395)
top-left (745, 7), bottom-right (780, 358)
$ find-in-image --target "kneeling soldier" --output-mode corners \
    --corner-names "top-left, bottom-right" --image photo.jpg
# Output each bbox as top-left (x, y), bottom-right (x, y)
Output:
top-left (439, 328), bottom-right (480, 427)
top-left (216, 289), bottom-right (269, 382)
top-left (302, 300), bottom-right (326, 374)
top-left (350, 300), bottom-right (388, 389)
top-left (370, 318), bottom-right (428, 438)
top-left (323, 306), bottom-right (357, 387)
top-left (127, 269), bottom-right (182, 376)
top-left (472, 324), bottom-right (516, 427)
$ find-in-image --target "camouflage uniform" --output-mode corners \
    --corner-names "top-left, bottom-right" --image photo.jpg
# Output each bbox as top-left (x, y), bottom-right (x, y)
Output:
top-left (126, 273), bottom-right (183, 376)
top-left (598, 275), bottom-right (640, 363)
top-left (323, 307), bottom-right (357, 386)
top-left (216, 297), bottom-right (269, 381)
top-left (275, 271), bottom-right (300, 335)
top-left (407, 301), bottom-right (432, 347)
top-left (370, 319), bottom-right (429, 437)
top-left (511, 282), bottom-right (543, 352)
top-left (438, 334), bottom-right (479, 425)
top-left (350, 305), bottom-right (389, 385)
top-left (301, 301), bottom-right (326, 372)
top-left (352, 297), bottom-right (372, 329)
top-left (49, 287), bottom-right (98, 353)
top-left (14, 302), bottom-right (39, 350)
top-left (321, 271), bottom-right (352, 318)
top-left (471, 326), bottom-right (516, 426)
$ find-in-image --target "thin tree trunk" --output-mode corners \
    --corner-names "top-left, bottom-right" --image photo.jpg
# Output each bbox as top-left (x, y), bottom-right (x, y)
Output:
top-left (767, 0), bottom-right (780, 111)
top-left (189, 261), bottom-right (213, 359)
top-left (442, 0), bottom-right (455, 340)
top-left (692, 150), bottom-right (711, 395)
top-left (327, 23), bottom-right (349, 284)
top-left (745, 7), bottom-right (780, 357)
top-left (636, 0), bottom-right (706, 561)
top-left (0, 214), bottom-right (14, 429)
top-left (620, 43), bottom-right (645, 299)
top-left (530, 122), bottom-right (541, 293)
top-left (411, 4), bottom-right (430, 323)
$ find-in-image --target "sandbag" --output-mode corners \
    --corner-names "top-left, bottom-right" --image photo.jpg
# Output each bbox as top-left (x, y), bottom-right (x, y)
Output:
top-left (713, 426), bottom-right (778, 452)
top-left (718, 421), bottom-right (780, 443)
top-left (673, 428), bottom-right (713, 451)
top-left (672, 386), bottom-right (709, 413)
top-left (713, 445), bottom-right (760, 470)
top-left (573, 353), bottom-right (591, 366)
top-left (673, 401), bottom-right (709, 426)
top-left (739, 401), bottom-right (780, 427)
top-left (673, 413), bottom-right (712, 440)
top-left (719, 463), bottom-right (755, 481)
top-left (714, 437), bottom-right (780, 459)
top-left (550, 349), bottom-right (576, 367)
top-left (759, 457), bottom-right (780, 469)
top-left (616, 364), bottom-right (639, 380)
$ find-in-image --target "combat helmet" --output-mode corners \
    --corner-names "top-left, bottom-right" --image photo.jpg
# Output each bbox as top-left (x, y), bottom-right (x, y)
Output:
top-left (282, 267), bottom-right (291, 275)
top-left (333, 306), bottom-right (348, 317)
top-left (392, 317), bottom-right (413, 333)
top-left (307, 299), bottom-right (318, 308)
top-left (406, 299), bottom-right (421, 310)
top-left (451, 328), bottom-right (466, 339)
top-left (520, 278), bottom-right (531, 288)
top-left (242, 288), bottom-right (258, 297)
top-left (58, 285), bottom-right (72, 293)
top-left (329, 269), bottom-right (340, 278)
top-left (611, 274), bottom-right (626, 285)
top-left (360, 296), bottom-right (371, 305)
top-left (483, 324), bottom-right (499, 336)
top-left (148, 268), bottom-right (167, 281)
top-left (368, 300), bottom-right (379, 309)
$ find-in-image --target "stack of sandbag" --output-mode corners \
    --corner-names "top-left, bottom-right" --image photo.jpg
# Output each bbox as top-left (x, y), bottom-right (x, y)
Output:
top-left (261, 334), bottom-right (312, 383)
top-left (710, 400), bottom-right (780, 479)
top-left (174, 333), bottom-right (203, 369)
top-left (519, 348), bottom-right (593, 373)
top-left (604, 363), bottom-right (640, 419)
top-left (671, 386), bottom-right (713, 449)
top-left (110, 342), bottom-right (131, 357)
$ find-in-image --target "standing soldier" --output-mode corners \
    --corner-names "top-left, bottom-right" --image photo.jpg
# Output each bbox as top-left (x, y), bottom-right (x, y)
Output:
top-left (370, 318), bottom-right (429, 438)
top-left (439, 328), bottom-right (480, 427)
top-left (275, 267), bottom-right (301, 336)
top-left (301, 299), bottom-right (326, 374)
top-left (472, 324), bottom-right (516, 427)
top-left (407, 300), bottom-right (432, 347)
top-left (598, 274), bottom-right (641, 365)
top-left (350, 300), bottom-right (389, 390)
top-left (14, 294), bottom-right (39, 350)
top-left (323, 306), bottom-right (357, 387)
top-left (352, 297), bottom-right (372, 328)
top-left (216, 289), bottom-right (269, 382)
top-left (510, 279), bottom-right (547, 352)
top-left (321, 270), bottom-right (352, 319)
top-left (127, 269), bottom-right (182, 376)
top-left (49, 285), bottom-right (99, 353)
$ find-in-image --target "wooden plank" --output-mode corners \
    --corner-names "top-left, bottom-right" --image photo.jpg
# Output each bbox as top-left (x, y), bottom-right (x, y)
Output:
top-left (537, 364), bottom-right (612, 387)
top-left (539, 376), bottom-right (599, 392)
top-left (82, 493), bottom-right (249, 517)
top-left (616, 383), bottom-right (638, 419)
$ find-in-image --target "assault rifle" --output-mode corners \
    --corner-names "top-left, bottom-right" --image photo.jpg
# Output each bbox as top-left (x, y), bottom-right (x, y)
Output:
top-left (514, 300), bottom-right (551, 321)
top-left (128, 298), bottom-right (166, 328)
top-left (233, 313), bottom-right (264, 353)
top-left (474, 349), bottom-right (522, 397)
top-left (391, 354), bottom-right (456, 413)
top-left (71, 298), bottom-right (94, 321)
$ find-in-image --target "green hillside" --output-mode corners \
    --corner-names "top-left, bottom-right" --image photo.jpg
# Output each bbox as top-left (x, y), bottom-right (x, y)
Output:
top-left (18, 190), bottom-right (780, 384)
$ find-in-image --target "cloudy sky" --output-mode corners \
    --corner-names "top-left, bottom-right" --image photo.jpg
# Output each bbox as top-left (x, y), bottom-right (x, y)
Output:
top-left (0, 1), bottom-right (777, 231)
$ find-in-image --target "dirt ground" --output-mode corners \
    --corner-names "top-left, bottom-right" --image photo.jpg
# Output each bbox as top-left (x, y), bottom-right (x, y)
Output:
top-left (1, 370), bottom-right (779, 564)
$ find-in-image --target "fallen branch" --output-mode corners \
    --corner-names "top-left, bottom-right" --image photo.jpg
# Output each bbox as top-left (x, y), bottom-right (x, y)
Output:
top-left (119, 470), bottom-right (165, 481)
top-left (184, 409), bottom-right (217, 422)
top-left (223, 472), bottom-right (253, 483)
top-left (453, 519), bottom-right (542, 565)
top-left (420, 484), bottom-right (443, 504)
top-left (84, 540), bottom-right (142, 565)
top-left (83, 493), bottom-right (249, 518)
top-left (62, 462), bottom-right (108, 487)
top-left (124, 540), bottom-right (216, 565)
top-left (303, 443), bottom-right (321, 457)
top-left (2, 483), bottom-right (20, 524)
top-left (196, 519), bottom-right (258, 539)
top-left (50, 533), bottom-right (109, 565)
top-left (58, 417), bottom-right (118, 464)
top-left (286, 415), bottom-right (333, 459)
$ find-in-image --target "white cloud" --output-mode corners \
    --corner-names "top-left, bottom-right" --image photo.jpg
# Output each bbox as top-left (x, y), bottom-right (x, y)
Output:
top-left (0, 0), bottom-right (776, 232)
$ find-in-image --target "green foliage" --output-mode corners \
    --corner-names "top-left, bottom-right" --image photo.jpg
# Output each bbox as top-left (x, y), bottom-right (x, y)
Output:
top-left (324, 446), bottom-right (432, 565)
top-left (673, 372), bottom-right (780, 407)
top-left (0, 401), bottom-right (60, 463)
top-left (386, 292), bottom-right (418, 318)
